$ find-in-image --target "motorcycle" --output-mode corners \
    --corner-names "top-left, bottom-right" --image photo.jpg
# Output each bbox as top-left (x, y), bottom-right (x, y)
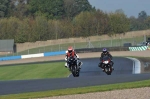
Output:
top-left (68, 56), bottom-right (80, 77)
top-left (101, 56), bottom-right (113, 75)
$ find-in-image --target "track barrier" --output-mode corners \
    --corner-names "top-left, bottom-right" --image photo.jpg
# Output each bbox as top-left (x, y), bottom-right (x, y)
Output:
top-left (129, 46), bottom-right (148, 51)
top-left (0, 51), bottom-right (66, 61)
top-left (0, 45), bottom-right (148, 61)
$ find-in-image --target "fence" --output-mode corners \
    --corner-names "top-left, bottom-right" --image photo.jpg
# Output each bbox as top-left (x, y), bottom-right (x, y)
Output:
top-left (0, 30), bottom-right (150, 57)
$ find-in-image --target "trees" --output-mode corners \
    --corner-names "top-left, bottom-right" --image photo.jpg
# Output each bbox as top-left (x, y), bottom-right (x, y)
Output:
top-left (71, 0), bottom-right (94, 17)
top-left (138, 11), bottom-right (147, 21)
top-left (28, 0), bottom-right (94, 20)
top-left (6, 0), bottom-right (28, 19)
top-left (93, 9), bottom-right (110, 35)
top-left (129, 16), bottom-right (138, 31)
top-left (0, 0), bottom-right (9, 18)
top-left (130, 11), bottom-right (150, 31)
top-left (137, 11), bottom-right (148, 30)
top-left (145, 16), bottom-right (150, 29)
top-left (74, 11), bottom-right (94, 37)
top-left (28, 0), bottom-right (64, 19)
top-left (0, 17), bottom-right (20, 40)
top-left (1, 1), bottom-right (150, 43)
top-left (108, 12), bottom-right (130, 35)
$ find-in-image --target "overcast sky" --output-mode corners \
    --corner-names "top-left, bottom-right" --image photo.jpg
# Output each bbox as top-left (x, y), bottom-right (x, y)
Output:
top-left (88, 0), bottom-right (150, 18)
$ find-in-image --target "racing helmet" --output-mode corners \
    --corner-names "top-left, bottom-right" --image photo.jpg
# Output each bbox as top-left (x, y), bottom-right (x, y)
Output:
top-left (102, 48), bottom-right (107, 54)
top-left (68, 46), bottom-right (73, 53)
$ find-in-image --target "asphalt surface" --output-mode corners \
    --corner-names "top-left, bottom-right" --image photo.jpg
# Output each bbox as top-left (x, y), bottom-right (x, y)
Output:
top-left (79, 57), bottom-right (133, 76)
top-left (0, 57), bottom-right (150, 95)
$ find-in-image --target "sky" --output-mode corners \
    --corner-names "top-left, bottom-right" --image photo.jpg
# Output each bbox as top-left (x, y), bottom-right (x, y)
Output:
top-left (88, 0), bottom-right (150, 18)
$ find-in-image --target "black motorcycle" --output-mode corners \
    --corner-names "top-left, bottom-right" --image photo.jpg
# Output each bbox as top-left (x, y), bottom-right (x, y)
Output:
top-left (101, 56), bottom-right (113, 75)
top-left (68, 56), bottom-right (80, 77)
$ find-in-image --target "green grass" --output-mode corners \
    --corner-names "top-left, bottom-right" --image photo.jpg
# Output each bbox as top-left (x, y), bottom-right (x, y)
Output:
top-left (0, 62), bottom-right (70, 81)
top-left (0, 79), bottom-right (150, 99)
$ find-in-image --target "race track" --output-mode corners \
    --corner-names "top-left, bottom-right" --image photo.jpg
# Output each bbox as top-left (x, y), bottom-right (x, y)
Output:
top-left (0, 57), bottom-right (150, 95)
top-left (73, 57), bottom-right (133, 77)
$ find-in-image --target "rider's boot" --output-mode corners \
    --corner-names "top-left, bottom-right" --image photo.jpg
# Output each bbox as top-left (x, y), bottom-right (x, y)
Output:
top-left (78, 61), bottom-right (82, 69)
top-left (102, 68), bottom-right (105, 72)
top-left (98, 62), bottom-right (103, 68)
top-left (101, 64), bottom-right (105, 72)
top-left (108, 61), bottom-right (114, 71)
top-left (65, 63), bottom-right (68, 68)
top-left (98, 63), bottom-right (104, 72)
top-left (111, 61), bottom-right (114, 70)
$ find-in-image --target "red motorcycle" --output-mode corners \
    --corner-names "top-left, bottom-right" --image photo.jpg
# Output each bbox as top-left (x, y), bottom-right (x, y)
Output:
top-left (101, 56), bottom-right (113, 75)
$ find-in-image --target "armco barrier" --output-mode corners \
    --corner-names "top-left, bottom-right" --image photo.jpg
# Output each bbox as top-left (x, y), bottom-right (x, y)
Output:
top-left (0, 51), bottom-right (66, 61)
top-left (21, 53), bottom-right (44, 59)
top-left (44, 51), bottom-right (66, 57)
top-left (0, 45), bottom-right (146, 61)
top-left (0, 47), bottom-right (129, 61)
top-left (129, 46), bottom-right (148, 51)
top-left (0, 56), bottom-right (21, 61)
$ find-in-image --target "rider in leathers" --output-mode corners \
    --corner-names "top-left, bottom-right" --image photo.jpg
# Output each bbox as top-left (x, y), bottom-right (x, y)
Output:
top-left (65, 46), bottom-right (82, 69)
top-left (98, 48), bottom-right (114, 71)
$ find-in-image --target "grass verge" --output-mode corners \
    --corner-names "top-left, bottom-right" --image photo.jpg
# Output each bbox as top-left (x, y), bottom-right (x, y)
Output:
top-left (0, 62), bottom-right (70, 81)
top-left (0, 79), bottom-right (150, 99)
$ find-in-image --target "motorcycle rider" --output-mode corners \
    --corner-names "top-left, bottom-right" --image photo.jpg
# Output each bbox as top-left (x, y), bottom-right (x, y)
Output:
top-left (65, 46), bottom-right (82, 69)
top-left (98, 48), bottom-right (114, 71)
